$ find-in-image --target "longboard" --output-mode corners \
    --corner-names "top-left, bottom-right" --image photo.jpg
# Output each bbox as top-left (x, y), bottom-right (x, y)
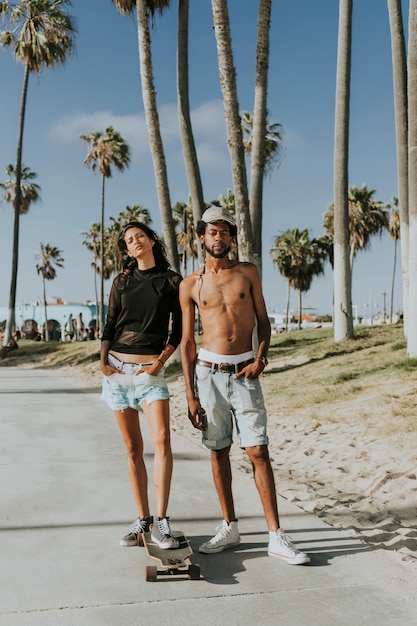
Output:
top-left (139, 530), bottom-right (200, 582)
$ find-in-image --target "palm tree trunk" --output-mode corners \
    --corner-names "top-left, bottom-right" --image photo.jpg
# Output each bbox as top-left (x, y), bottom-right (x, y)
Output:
top-left (249, 0), bottom-right (272, 277)
top-left (406, 0), bottom-right (417, 355)
top-left (298, 289), bottom-right (302, 331)
top-left (388, 0), bottom-right (409, 335)
top-left (100, 174), bottom-right (105, 336)
top-left (91, 232), bottom-right (99, 332)
top-left (94, 263), bottom-right (99, 334)
top-left (177, 0), bottom-right (205, 265)
top-left (211, 0), bottom-right (253, 262)
top-left (42, 276), bottom-right (49, 341)
top-left (183, 209), bottom-right (188, 276)
top-left (285, 280), bottom-right (291, 332)
top-left (390, 239), bottom-right (397, 323)
top-left (3, 63), bottom-right (30, 347)
top-left (333, 0), bottom-right (354, 341)
top-left (136, 0), bottom-right (180, 272)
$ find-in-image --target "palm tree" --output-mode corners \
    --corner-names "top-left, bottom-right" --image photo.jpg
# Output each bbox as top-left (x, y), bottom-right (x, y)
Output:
top-left (0, 0), bottom-right (75, 347)
top-left (388, 0), bottom-right (409, 334)
top-left (79, 126), bottom-right (131, 335)
top-left (388, 198), bottom-right (401, 324)
top-left (110, 0), bottom-right (180, 273)
top-left (333, 0), bottom-right (353, 340)
top-left (36, 243), bottom-right (64, 341)
top-left (241, 111), bottom-right (284, 177)
top-left (100, 228), bottom-right (118, 279)
top-left (270, 227), bottom-right (327, 331)
top-left (212, 188), bottom-right (236, 214)
top-left (323, 185), bottom-right (389, 269)
top-left (113, 204), bottom-right (152, 226)
top-left (407, 0), bottom-right (417, 356)
top-left (1, 163), bottom-right (41, 343)
top-left (242, 109), bottom-right (284, 276)
top-left (172, 198), bottom-right (198, 276)
top-left (245, 0), bottom-right (272, 276)
top-left (177, 0), bottom-right (205, 265)
top-left (211, 0), bottom-right (253, 263)
top-left (346, 186), bottom-right (389, 266)
top-left (81, 222), bottom-right (101, 326)
top-left (0, 164), bottom-right (40, 214)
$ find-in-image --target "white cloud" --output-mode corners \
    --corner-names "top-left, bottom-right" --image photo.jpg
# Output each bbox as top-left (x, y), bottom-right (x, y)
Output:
top-left (195, 141), bottom-right (229, 170)
top-left (48, 110), bottom-right (150, 156)
top-left (191, 100), bottom-right (226, 140)
top-left (48, 99), bottom-right (229, 170)
top-left (158, 103), bottom-right (181, 142)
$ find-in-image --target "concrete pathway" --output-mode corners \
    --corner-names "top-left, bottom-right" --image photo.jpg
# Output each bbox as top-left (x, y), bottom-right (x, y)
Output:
top-left (0, 366), bottom-right (416, 625)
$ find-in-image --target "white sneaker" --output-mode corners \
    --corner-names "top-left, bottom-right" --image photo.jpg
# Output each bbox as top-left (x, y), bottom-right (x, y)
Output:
top-left (199, 520), bottom-right (240, 553)
top-left (268, 529), bottom-right (310, 565)
top-left (151, 517), bottom-right (179, 550)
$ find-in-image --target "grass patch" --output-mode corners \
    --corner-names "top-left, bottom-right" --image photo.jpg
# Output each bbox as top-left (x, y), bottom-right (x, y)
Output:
top-left (1, 339), bottom-right (101, 367)
top-left (263, 324), bottom-right (415, 432)
top-left (394, 358), bottom-right (417, 371)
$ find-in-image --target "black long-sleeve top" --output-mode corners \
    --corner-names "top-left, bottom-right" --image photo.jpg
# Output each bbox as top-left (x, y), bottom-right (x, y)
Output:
top-left (101, 266), bottom-right (183, 355)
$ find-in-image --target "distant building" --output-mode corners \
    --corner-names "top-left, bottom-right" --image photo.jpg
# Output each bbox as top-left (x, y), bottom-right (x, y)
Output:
top-left (0, 300), bottom-right (107, 341)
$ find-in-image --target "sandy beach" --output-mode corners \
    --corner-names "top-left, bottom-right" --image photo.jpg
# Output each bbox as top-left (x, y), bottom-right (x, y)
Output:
top-left (167, 370), bottom-right (417, 564)
top-left (8, 344), bottom-right (417, 565)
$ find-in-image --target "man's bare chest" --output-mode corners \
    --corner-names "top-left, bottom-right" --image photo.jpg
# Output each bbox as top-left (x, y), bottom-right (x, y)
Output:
top-left (194, 273), bottom-right (250, 309)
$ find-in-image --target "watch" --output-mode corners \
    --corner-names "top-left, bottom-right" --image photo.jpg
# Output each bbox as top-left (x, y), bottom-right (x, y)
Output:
top-left (257, 356), bottom-right (268, 366)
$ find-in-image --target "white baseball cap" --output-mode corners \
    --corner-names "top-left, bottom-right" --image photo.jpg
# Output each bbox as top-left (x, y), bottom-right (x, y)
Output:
top-left (201, 206), bottom-right (236, 226)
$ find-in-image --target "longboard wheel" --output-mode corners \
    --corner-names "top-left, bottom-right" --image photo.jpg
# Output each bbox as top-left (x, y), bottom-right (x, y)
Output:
top-left (145, 565), bottom-right (157, 582)
top-left (188, 564), bottom-right (200, 580)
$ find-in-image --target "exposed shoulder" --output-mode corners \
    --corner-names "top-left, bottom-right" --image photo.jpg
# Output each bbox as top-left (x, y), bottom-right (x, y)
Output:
top-left (182, 267), bottom-right (204, 284)
top-left (180, 268), bottom-right (203, 294)
top-left (234, 261), bottom-right (259, 278)
top-left (237, 261), bottom-right (257, 271)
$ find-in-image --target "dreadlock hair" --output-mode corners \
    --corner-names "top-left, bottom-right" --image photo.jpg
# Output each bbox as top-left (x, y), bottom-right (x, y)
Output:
top-left (117, 221), bottom-right (170, 274)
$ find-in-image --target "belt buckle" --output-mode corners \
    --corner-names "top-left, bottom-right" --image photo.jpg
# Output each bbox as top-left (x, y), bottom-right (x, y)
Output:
top-left (218, 362), bottom-right (233, 373)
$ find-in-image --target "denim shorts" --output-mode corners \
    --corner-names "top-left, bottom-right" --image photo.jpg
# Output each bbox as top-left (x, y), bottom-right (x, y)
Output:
top-left (101, 354), bottom-right (169, 411)
top-left (195, 363), bottom-right (269, 450)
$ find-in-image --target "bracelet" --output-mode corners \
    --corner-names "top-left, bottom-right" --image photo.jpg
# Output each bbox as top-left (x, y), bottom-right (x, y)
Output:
top-left (157, 358), bottom-right (165, 366)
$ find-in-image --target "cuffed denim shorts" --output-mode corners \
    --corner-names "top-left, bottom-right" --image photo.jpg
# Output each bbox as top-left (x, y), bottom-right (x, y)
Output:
top-left (195, 362), bottom-right (269, 450)
top-left (101, 353), bottom-right (169, 411)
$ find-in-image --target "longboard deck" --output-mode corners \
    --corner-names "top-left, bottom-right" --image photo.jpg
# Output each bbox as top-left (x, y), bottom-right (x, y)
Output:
top-left (141, 530), bottom-right (200, 581)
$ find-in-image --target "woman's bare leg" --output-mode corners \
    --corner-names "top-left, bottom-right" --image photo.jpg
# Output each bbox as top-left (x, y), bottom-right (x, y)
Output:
top-left (141, 399), bottom-right (173, 518)
top-left (114, 407), bottom-right (150, 518)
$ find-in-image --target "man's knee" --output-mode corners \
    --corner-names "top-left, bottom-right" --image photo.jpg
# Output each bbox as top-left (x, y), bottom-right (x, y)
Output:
top-left (245, 444), bottom-right (270, 464)
top-left (212, 445), bottom-right (231, 459)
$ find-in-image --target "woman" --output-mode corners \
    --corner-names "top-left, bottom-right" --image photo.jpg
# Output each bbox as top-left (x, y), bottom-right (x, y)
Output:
top-left (100, 221), bottom-right (182, 549)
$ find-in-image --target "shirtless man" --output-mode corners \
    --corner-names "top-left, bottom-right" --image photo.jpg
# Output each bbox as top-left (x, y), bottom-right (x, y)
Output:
top-left (179, 206), bottom-right (310, 565)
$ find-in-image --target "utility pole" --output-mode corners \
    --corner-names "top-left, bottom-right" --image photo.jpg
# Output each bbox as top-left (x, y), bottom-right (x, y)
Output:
top-left (370, 291), bottom-right (373, 325)
top-left (382, 291), bottom-right (387, 323)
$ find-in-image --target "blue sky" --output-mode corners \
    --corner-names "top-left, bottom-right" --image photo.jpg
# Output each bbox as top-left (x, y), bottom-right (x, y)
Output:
top-left (0, 0), bottom-right (409, 318)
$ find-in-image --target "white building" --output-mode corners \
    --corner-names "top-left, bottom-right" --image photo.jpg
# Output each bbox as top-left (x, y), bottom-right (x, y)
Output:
top-left (0, 300), bottom-right (106, 341)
